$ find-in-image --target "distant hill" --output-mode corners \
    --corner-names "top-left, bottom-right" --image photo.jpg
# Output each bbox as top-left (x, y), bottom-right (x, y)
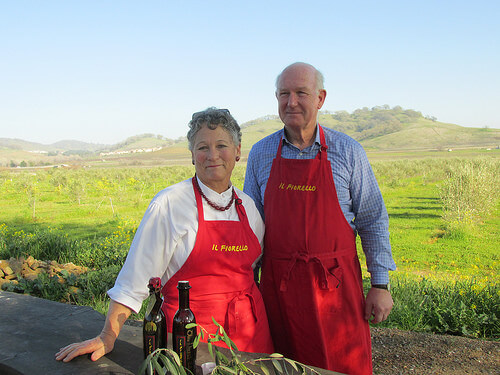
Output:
top-left (107, 133), bottom-right (178, 152)
top-left (0, 138), bottom-right (108, 153)
top-left (1, 106), bottom-right (499, 167)
top-left (240, 105), bottom-right (500, 152)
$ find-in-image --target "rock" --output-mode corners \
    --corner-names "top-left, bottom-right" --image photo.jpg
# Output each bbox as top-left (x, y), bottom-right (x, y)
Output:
top-left (26, 255), bottom-right (35, 268)
top-left (0, 260), bottom-right (14, 275)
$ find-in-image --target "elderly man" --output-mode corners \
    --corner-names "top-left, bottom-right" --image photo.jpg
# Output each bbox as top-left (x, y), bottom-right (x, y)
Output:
top-left (244, 62), bottom-right (396, 375)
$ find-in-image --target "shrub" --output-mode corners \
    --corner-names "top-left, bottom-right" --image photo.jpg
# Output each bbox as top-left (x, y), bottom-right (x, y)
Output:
top-left (439, 158), bottom-right (499, 232)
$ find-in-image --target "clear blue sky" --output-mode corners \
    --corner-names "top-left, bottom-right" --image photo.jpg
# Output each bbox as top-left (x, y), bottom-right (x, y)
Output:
top-left (1, 1), bottom-right (499, 145)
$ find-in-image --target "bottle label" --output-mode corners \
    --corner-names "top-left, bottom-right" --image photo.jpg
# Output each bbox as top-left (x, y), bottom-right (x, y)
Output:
top-left (144, 335), bottom-right (156, 355)
top-left (175, 336), bottom-right (187, 364)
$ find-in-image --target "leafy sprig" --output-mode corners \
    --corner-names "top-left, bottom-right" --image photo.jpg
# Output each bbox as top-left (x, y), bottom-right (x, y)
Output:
top-left (139, 317), bottom-right (322, 375)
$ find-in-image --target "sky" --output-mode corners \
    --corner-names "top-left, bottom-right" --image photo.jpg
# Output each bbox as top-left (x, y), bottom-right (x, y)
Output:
top-left (1, 1), bottom-right (499, 145)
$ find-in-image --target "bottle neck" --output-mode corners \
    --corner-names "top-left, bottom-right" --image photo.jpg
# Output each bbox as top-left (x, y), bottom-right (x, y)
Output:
top-left (178, 289), bottom-right (190, 309)
top-left (151, 289), bottom-right (163, 315)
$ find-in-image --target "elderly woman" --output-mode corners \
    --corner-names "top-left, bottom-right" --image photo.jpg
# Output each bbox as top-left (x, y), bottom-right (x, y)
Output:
top-left (56, 107), bottom-right (274, 362)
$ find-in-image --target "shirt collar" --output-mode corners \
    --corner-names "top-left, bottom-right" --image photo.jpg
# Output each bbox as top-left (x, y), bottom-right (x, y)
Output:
top-left (282, 124), bottom-right (321, 149)
top-left (196, 176), bottom-right (233, 200)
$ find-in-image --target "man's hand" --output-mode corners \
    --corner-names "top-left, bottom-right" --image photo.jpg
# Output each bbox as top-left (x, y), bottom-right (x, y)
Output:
top-left (364, 287), bottom-right (393, 323)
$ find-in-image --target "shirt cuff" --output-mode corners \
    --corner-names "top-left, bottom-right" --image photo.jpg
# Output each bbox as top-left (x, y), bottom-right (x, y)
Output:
top-left (370, 270), bottom-right (390, 285)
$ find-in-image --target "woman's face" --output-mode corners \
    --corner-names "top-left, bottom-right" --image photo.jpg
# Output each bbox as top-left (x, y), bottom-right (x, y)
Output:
top-left (191, 124), bottom-right (241, 193)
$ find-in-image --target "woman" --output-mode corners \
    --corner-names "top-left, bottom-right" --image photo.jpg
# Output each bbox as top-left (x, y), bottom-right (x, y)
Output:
top-left (56, 107), bottom-right (274, 363)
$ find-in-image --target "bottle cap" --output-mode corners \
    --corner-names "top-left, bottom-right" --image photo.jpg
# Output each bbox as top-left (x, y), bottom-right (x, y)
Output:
top-left (177, 280), bottom-right (191, 290)
top-left (148, 277), bottom-right (161, 290)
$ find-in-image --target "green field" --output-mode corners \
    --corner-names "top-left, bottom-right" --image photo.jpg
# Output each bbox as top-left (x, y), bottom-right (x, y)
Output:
top-left (0, 152), bottom-right (498, 339)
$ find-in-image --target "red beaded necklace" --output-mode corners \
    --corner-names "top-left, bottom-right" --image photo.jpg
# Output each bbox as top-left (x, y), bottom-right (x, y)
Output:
top-left (193, 176), bottom-right (235, 211)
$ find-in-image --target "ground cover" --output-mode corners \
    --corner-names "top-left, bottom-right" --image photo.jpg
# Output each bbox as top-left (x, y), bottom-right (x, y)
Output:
top-left (0, 157), bottom-right (498, 342)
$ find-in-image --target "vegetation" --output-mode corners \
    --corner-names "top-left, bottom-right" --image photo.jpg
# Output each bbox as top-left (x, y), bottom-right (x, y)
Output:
top-left (140, 319), bottom-right (322, 375)
top-left (0, 154), bottom-right (499, 339)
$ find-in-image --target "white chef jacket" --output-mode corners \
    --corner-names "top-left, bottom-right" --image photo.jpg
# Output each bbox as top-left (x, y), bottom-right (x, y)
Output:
top-left (107, 177), bottom-right (265, 313)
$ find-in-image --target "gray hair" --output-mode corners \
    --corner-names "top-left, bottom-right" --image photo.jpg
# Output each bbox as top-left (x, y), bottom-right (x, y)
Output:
top-left (275, 62), bottom-right (325, 92)
top-left (187, 107), bottom-right (242, 151)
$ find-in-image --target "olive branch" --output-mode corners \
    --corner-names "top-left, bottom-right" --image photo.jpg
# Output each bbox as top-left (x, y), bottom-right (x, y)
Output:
top-left (139, 317), bottom-right (321, 375)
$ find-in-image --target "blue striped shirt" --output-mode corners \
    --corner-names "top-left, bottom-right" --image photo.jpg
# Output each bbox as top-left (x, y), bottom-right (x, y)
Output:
top-left (243, 125), bottom-right (396, 284)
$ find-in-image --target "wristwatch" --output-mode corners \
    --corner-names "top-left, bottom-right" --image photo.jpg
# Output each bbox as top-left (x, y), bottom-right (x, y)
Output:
top-left (372, 283), bottom-right (391, 292)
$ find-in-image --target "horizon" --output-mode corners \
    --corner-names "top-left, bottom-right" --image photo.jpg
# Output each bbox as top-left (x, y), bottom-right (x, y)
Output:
top-left (1, 106), bottom-right (498, 147)
top-left (1, 1), bottom-right (499, 145)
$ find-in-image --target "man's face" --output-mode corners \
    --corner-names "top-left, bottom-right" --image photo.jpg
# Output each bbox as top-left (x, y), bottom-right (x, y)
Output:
top-left (276, 65), bottom-right (326, 132)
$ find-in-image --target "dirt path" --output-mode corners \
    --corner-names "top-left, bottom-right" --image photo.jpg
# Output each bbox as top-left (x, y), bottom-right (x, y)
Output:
top-left (371, 327), bottom-right (499, 374)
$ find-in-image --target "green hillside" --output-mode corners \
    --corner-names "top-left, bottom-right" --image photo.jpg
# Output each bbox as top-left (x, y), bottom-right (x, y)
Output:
top-left (239, 106), bottom-right (500, 152)
top-left (2, 106), bottom-right (498, 168)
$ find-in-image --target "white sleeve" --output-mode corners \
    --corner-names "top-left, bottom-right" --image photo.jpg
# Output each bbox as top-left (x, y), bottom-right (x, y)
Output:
top-left (107, 199), bottom-right (173, 313)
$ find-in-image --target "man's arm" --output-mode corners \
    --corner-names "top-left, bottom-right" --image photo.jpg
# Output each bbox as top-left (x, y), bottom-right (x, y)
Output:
top-left (243, 147), bottom-right (265, 218)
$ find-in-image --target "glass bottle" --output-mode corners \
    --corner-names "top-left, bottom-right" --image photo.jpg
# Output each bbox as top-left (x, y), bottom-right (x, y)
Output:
top-left (143, 277), bottom-right (166, 359)
top-left (172, 280), bottom-right (197, 374)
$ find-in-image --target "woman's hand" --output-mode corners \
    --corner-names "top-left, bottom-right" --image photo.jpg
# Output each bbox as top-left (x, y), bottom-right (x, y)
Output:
top-left (55, 300), bottom-right (132, 362)
top-left (55, 331), bottom-right (115, 362)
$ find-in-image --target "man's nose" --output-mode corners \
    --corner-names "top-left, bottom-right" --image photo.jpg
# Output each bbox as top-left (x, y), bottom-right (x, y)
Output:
top-left (287, 93), bottom-right (298, 107)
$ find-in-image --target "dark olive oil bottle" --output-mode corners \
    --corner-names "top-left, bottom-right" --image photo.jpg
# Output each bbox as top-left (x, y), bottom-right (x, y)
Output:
top-left (172, 280), bottom-right (197, 374)
top-left (143, 277), bottom-right (166, 359)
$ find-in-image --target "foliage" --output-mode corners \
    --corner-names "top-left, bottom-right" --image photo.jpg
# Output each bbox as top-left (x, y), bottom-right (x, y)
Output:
top-left (140, 318), bottom-right (321, 375)
top-left (1, 155), bottom-right (499, 340)
top-left (438, 158), bottom-right (499, 233)
top-left (368, 276), bottom-right (499, 339)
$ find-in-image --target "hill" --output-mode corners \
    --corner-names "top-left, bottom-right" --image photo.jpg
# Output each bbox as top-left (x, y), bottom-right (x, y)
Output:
top-left (1, 106), bottom-right (499, 168)
top-left (241, 105), bottom-right (500, 152)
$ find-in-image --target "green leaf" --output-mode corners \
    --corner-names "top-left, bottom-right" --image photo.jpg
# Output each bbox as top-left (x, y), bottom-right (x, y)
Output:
top-left (216, 350), bottom-right (229, 365)
top-left (208, 342), bottom-right (214, 358)
top-left (171, 350), bottom-right (182, 367)
top-left (193, 334), bottom-right (200, 349)
top-left (212, 316), bottom-right (222, 327)
top-left (164, 358), bottom-right (177, 375)
top-left (260, 364), bottom-right (271, 375)
top-left (178, 365), bottom-right (188, 375)
top-left (138, 359), bottom-right (148, 374)
top-left (153, 358), bottom-right (166, 375)
top-left (269, 353), bottom-right (284, 358)
top-left (219, 365), bottom-right (237, 375)
top-left (271, 359), bottom-right (283, 373)
top-left (284, 359), bottom-right (298, 372)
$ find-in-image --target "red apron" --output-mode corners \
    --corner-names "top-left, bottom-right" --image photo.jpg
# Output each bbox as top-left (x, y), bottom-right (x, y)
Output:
top-left (161, 177), bottom-right (274, 354)
top-left (261, 126), bottom-right (372, 374)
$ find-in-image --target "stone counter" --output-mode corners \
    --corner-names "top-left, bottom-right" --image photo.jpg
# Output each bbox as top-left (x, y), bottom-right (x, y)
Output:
top-left (0, 291), bottom-right (341, 375)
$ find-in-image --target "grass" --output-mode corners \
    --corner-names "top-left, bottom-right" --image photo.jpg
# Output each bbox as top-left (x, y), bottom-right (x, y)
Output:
top-left (0, 157), bottom-right (499, 339)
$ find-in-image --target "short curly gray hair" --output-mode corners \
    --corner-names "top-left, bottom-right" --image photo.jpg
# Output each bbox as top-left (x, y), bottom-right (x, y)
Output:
top-left (187, 107), bottom-right (242, 151)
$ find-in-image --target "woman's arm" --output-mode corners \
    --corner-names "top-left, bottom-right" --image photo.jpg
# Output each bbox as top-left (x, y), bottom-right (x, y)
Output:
top-left (55, 300), bottom-right (132, 362)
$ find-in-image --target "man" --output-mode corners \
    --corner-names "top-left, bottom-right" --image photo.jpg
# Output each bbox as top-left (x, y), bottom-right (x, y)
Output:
top-left (244, 62), bottom-right (396, 375)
